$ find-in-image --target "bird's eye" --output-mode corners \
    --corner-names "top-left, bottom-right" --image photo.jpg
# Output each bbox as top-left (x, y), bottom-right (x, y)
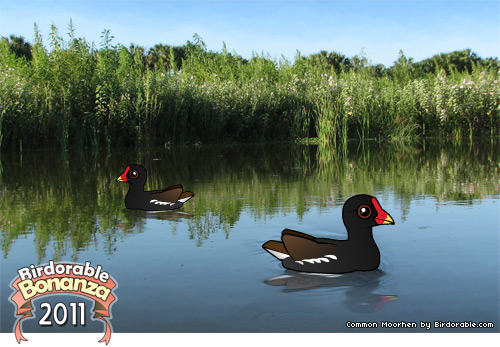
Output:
top-left (130, 170), bottom-right (138, 178)
top-left (357, 205), bottom-right (371, 219)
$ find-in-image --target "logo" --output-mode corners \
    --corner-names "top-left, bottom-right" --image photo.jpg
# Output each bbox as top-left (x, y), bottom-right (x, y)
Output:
top-left (10, 261), bottom-right (117, 344)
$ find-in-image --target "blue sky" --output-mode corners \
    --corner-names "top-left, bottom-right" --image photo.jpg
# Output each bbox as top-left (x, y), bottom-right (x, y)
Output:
top-left (0, 0), bottom-right (498, 66)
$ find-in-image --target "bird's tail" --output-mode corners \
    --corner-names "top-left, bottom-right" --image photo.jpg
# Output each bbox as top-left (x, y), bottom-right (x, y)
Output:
top-left (262, 240), bottom-right (290, 260)
top-left (178, 191), bottom-right (194, 203)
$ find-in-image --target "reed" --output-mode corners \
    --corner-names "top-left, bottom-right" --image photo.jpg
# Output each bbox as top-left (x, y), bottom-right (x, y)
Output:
top-left (0, 24), bottom-right (498, 151)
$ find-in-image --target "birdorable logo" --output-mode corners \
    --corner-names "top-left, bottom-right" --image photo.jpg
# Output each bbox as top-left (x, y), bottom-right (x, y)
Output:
top-left (10, 260), bottom-right (117, 344)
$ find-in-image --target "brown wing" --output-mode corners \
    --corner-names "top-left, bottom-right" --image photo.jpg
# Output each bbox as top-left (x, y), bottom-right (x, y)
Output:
top-left (164, 184), bottom-right (183, 190)
top-left (282, 234), bottom-right (337, 261)
top-left (150, 187), bottom-right (182, 203)
top-left (281, 228), bottom-right (315, 240)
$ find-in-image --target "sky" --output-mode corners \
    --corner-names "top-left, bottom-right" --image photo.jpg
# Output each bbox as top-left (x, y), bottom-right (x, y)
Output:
top-left (0, 0), bottom-right (498, 67)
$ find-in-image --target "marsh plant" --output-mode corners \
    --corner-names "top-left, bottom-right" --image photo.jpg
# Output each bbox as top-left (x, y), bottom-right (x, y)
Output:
top-left (0, 23), bottom-right (498, 150)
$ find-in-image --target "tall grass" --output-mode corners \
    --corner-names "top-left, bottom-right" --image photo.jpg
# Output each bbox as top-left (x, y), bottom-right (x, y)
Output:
top-left (0, 24), bottom-right (498, 150)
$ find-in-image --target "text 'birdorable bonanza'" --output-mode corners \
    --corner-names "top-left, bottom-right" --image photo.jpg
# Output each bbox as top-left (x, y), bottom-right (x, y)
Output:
top-left (16, 261), bottom-right (111, 301)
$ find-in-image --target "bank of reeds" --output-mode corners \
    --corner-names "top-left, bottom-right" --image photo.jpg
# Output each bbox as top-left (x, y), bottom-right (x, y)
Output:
top-left (0, 25), bottom-right (498, 150)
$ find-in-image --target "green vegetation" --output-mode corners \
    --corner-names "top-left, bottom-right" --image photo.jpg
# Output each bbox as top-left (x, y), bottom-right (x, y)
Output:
top-left (0, 23), bottom-right (499, 150)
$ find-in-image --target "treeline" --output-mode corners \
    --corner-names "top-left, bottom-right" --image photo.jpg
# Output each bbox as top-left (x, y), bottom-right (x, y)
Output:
top-left (5, 32), bottom-right (498, 78)
top-left (0, 22), bottom-right (498, 150)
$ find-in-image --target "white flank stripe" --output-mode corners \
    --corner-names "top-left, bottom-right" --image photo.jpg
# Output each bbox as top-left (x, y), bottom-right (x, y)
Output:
top-left (299, 254), bottom-right (338, 265)
top-left (151, 199), bottom-right (171, 206)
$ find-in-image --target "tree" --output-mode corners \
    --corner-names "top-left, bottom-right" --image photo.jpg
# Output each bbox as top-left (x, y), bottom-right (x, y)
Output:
top-left (1, 35), bottom-right (32, 60)
top-left (412, 49), bottom-right (493, 76)
top-left (146, 43), bottom-right (187, 71)
top-left (389, 50), bottom-right (415, 82)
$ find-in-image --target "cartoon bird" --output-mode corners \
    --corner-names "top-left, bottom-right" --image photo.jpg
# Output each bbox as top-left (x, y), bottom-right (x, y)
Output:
top-left (262, 195), bottom-right (395, 274)
top-left (116, 164), bottom-right (194, 211)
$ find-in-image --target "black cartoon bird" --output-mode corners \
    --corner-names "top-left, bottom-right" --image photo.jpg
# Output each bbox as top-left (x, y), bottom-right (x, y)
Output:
top-left (116, 164), bottom-right (194, 211)
top-left (262, 194), bottom-right (395, 274)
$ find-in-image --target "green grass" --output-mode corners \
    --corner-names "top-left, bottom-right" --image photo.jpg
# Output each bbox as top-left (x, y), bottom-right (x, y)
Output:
top-left (0, 24), bottom-right (499, 151)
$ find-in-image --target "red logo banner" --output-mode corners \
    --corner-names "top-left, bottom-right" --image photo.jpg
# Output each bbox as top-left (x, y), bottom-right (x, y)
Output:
top-left (10, 261), bottom-right (117, 344)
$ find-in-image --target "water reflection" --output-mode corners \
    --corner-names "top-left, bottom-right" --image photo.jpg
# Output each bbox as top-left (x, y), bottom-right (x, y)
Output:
top-left (123, 209), bottom-right (194, 221)
top-left (0, 138), bottom-right (498, 260)
top-left (264, 270), bottom-right (398, 313)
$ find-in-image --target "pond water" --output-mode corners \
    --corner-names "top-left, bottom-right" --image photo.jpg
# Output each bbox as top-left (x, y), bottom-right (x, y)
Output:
top-left (1, 139), bottom-right (499, 334)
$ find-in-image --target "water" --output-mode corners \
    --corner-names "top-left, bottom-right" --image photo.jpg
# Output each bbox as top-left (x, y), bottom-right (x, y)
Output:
top-left (1, 139), bottom-right (499, 333)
